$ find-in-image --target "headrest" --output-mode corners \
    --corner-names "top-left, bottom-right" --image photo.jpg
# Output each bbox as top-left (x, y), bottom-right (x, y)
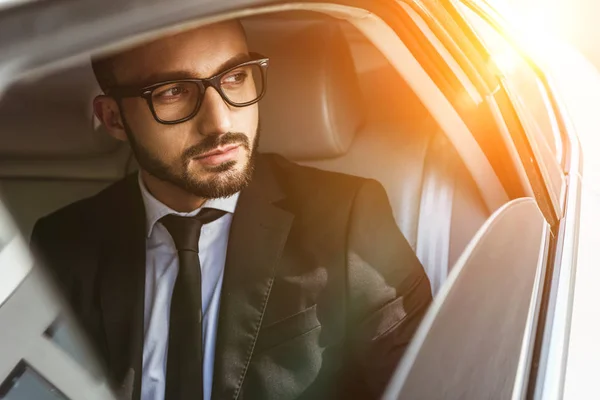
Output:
top-left (0, 16), bottom-right (362, 162)
top-left (246, 18), bottom-right (364, 160)
top-left (0, 65), bottom-right (120, 159)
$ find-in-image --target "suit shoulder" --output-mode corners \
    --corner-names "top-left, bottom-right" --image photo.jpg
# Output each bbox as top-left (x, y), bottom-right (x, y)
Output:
top-left (33, 175), bottom-right (135, 234)
top-left (264, 153), bottom-right (372, 196)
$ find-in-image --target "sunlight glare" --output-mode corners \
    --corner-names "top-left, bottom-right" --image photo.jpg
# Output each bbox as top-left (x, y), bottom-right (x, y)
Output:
top-left (487, 0), bottom-right (563, 70)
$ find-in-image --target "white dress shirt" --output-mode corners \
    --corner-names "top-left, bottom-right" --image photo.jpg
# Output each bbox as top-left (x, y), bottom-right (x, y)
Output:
top-left (138, 174), bottom-right (239, 400)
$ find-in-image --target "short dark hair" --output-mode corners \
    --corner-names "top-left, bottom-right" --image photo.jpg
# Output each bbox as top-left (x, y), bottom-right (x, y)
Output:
top-left (91, 54), bottom-right (118, 94)
top-left (91, 19), bottom-right (247, 94)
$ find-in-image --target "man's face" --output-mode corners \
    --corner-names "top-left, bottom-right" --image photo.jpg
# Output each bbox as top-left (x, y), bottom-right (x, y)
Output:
top-left (100, 21), bottom-right (259, 199)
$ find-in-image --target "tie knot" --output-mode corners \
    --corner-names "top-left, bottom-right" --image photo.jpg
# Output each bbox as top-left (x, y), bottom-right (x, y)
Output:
top-left (160, 208), bottom-right (226, 252)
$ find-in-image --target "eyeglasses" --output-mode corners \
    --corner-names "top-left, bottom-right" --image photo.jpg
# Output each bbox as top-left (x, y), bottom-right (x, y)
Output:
top-left (106, 52), bottom-right (269, 125)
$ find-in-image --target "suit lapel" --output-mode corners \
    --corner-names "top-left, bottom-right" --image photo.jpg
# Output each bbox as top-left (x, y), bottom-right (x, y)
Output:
top-left (212, 157), bottom-right (294, 399)
top-left (95, 157), bottom-right (292, 400)
top-left (98, 175), bottom-right (146, 400)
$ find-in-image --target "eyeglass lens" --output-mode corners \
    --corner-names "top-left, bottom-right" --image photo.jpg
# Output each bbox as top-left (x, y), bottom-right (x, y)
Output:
top-left (150, 64), bottom-right (264, 122)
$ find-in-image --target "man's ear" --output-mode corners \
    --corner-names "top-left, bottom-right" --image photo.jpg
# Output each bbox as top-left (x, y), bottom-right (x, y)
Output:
top-left (93, 95), bottom-right (128, 141)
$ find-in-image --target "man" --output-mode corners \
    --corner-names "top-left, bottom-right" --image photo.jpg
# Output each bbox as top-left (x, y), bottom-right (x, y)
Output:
top-left (31, 19), bottom-right (432, 400)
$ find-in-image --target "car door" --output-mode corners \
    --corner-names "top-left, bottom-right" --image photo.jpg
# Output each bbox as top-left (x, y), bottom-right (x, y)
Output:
top-left (388, 0), bottom-right (583, 399)
top-left (383, 197), bottom-right (549, 400)
top-left (443, 3), bottom-right (584, 399)
top-left (0, 198), bottom-right (115, 400)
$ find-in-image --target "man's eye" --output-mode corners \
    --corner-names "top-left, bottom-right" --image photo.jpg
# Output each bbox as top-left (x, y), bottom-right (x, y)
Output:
top-left (222, 70), bottom-right (248, 86)
top-left (155, 85), bottom-right (188, 99)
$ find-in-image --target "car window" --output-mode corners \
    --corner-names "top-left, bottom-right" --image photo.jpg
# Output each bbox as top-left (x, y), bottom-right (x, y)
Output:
top-left (44, 316), bottom-right (101, 380)
top-left (0, 362), bottom-right (68, 400)
top-left (457, 3), bottom-right (564, 166)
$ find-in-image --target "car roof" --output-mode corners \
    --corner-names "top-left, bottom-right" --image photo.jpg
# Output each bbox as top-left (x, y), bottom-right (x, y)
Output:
top-left (0, 0), bottom-right (276, 78)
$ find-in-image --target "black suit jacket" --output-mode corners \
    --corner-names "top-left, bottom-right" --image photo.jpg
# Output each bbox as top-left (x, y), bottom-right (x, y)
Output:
top-left (31, 154), bottom-right (432, 400)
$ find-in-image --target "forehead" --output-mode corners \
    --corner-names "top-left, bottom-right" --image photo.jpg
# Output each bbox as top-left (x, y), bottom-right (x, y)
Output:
top-left (112, 21), bottom-right (249, 85)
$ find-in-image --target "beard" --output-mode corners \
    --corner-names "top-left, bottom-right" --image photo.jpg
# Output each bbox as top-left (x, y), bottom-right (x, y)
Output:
top-left (124, 121), bottom-right (260, 199)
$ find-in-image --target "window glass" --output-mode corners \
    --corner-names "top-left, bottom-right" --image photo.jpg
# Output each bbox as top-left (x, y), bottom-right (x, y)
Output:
top-left (0, 362), bottom-right (68, 400)
top-left (458, 3), bottom-right (563, 165)
top-left (44, 317), bottom-right (102, 380)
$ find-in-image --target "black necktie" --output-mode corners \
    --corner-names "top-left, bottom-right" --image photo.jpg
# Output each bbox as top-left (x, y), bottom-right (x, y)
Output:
top-left (161, 208), bottom-right (226, 400)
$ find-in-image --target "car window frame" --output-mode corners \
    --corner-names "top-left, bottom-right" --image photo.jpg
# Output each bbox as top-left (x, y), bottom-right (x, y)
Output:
top-left (391, 0), bottom-right (529, 205)
top-left (434, 1), bottom-right (584, 399)
top-left (413, 0), bottom-right (562, 228)
top-left (405, 2), bottom-right (577, 399)
top-left (452, 1), bottom-right (567, 218)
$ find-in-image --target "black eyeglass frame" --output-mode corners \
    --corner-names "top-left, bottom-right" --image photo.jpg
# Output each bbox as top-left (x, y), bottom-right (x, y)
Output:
top-left (106, 52), bottom-right (269, 125)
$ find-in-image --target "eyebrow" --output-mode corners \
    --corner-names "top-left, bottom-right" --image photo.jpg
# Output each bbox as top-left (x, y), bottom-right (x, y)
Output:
top-left (131, 52), bottom-right (252, 88)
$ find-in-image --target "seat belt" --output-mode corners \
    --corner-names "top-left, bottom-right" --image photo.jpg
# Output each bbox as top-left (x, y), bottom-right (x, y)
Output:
top-left (416, 133), bottom-right (457, 296)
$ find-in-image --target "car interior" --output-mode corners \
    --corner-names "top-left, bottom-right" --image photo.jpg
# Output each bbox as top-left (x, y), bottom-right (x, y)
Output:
top-left (0, 3), bottom-right (563, 398)
top-left (0, 11), bottom-right (498, 295)
top-left (383, 197), bottom-right (547, 400)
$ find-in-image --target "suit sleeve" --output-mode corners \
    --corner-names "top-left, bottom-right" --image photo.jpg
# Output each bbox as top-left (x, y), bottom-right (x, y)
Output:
top-left (344, 179), bottom-right (432, 397)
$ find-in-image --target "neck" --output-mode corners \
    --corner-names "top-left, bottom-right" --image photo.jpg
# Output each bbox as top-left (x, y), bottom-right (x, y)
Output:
top-left (140, 170), bottom-right (206, 212)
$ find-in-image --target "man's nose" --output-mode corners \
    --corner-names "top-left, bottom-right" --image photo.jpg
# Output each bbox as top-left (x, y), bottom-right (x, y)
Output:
top-left (194, 86), bottom-right (233, 136)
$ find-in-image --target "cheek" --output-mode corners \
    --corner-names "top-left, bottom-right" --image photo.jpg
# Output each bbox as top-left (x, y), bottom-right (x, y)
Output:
top-left (121, 98), bottom-right (154, 127)
top-left (122, 99), bottom-right (188, 158)
top-left (234, 104), bottom-right (259, 141)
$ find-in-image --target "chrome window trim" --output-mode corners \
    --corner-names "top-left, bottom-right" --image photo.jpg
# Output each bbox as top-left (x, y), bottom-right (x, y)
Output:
top-left (532, 69), bottom-right (583, 400)
top-left (506, 86), bottom-right (565, 217)
top-left (534, 172), bottom-right (581, 400)
top-left (530, 65), bottom-right (583, 400)
top-left (511, 223), bottom-right (551, 399)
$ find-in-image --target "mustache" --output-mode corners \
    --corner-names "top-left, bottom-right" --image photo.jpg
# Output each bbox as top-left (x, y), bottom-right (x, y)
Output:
top-left (182, 132), bottom-right (250, 160)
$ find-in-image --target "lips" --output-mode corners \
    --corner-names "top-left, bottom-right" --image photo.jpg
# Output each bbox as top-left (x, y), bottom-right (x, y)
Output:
top-left (192, 144), bottom-right (241, 166)
top-left (195, 144), bottom-right (240, 159)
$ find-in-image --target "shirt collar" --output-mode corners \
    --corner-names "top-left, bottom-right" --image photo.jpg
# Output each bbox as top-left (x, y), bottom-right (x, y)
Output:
top-left (138, 173), bottom-right (240, 238)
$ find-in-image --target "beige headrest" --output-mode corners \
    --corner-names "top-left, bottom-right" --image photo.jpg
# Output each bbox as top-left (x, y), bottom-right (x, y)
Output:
top-left (0, 66), bottom-right (119, 159)
top-left (0, 17), bottom-right (362, 162)
top-left (246, 18), bottom-right (364, 160)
